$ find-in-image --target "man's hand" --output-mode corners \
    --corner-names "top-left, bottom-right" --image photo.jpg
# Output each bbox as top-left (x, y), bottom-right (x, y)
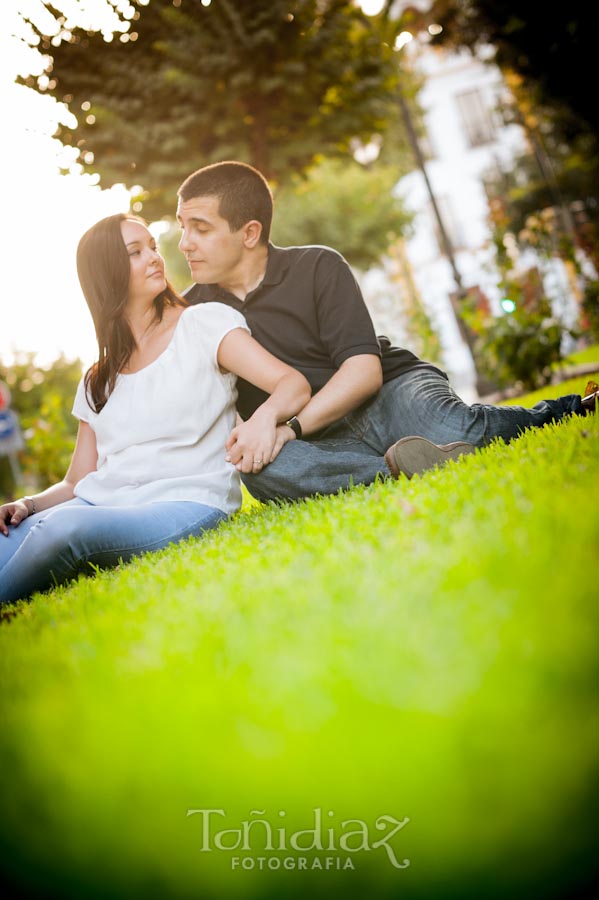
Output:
top-left (0, 500), bottom-right (30, 536)
top-left (271, 423), bottom-right (297, 458)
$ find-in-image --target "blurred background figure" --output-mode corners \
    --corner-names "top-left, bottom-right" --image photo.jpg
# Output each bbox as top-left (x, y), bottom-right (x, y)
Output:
top-left (0, 381), bottom-right (23, 493)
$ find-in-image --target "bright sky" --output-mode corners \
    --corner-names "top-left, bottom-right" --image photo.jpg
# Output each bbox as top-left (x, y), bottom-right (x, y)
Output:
top-left (0, 1), bottom-right (144, 368)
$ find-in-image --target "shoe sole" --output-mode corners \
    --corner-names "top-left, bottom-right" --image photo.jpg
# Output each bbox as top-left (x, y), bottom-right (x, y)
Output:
top-left (384, 436), bottom-right (476, 479)
top-left (581, 390), bottom-right (598, 413)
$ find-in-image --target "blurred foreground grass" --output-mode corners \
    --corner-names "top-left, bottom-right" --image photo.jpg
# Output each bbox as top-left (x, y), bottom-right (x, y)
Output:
top-left (0, 378), bottom-right (597, 900)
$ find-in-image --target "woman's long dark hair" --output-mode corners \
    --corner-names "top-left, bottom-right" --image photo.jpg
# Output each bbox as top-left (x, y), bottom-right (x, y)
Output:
top-left (77, 213), bottom-right (187, 413)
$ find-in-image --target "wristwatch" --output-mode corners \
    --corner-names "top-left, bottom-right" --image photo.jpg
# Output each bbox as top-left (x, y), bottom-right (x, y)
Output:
top-left (285, 416), bottom-right (303, 440)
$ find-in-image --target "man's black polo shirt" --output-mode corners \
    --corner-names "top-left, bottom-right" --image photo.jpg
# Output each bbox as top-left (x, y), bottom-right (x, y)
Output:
top-left (184, 242), bottom-right (445, 420)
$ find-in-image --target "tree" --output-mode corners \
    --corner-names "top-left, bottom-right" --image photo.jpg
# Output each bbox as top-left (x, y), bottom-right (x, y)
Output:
top-left (0, 354), bottom-right (83, 497)
top-left (419, 1), bottom-right (599, 342)
top-left (271, 157), bottom-right (413, 270)
top-left (414, 2), bottom-right (598, 242)
top-left (18, 0), bottom-right (406, 219)
top-left (424, 1), bottom-right (597, 137)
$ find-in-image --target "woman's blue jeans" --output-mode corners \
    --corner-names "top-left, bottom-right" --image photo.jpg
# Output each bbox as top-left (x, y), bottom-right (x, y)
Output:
top-left (242, 368), bottom-right (585, 502)
top-left (0, 498), bottom-right (228, 606)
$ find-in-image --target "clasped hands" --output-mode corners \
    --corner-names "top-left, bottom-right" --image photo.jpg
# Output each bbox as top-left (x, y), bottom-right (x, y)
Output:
top-left (225, 412), bottom-right (295, 474)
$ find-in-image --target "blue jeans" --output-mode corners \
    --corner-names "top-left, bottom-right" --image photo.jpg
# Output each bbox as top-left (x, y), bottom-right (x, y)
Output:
top-left (0, 498), bottom-right (228, 606)
top-left (242, 368), bottom-right (585, 502)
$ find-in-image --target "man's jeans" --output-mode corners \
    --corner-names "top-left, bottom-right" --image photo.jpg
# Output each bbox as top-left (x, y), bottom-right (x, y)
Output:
top-left (243, 368), bottom-right (584, 502)
top-left (0, 498), bottom-right (227, 605)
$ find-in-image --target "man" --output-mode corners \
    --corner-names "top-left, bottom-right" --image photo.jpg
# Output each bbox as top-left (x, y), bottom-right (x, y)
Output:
top-left (177, 161), bottom-right (597, 502)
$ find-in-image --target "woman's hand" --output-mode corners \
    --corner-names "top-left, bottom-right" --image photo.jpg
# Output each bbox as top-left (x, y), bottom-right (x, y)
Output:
top-left (225, 418), bottom-right (297, 473)
top-left (0, 421), bottom-right (98, 536)
top-left (225, 410), bottom-right (278, 473)
top-left (218, 328), bottom-right (310, 473)
top-left (0, 500), bottom-right (30, 536)
top-left (218, 328), bottom-right (310, 470)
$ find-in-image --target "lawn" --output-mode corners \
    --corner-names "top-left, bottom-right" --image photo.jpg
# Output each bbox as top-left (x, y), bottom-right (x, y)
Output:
top-left (0, 369), bottom-right (597, 900)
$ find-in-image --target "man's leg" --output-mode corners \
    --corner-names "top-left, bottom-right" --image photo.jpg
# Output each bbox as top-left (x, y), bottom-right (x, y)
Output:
top-left (345, 368), bottom-right (586, 453)
top-left (0, 499), bottom-right (227, 606)
top-left (241, 425), bottom-right (386, 503)
top-left (242, 368), bottom-right (588, 503)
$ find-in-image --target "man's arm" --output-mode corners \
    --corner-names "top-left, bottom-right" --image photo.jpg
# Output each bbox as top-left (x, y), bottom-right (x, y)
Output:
top-left (285, 353), bottom-right (382, 438)
top-left (286, 250), bottom-right (383, 436)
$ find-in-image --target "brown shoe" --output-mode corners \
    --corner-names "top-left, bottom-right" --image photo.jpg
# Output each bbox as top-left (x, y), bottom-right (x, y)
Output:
top-left (581, 380), bottom-right (599, 414)
top-left (384, 436), bottom-right (476, 479)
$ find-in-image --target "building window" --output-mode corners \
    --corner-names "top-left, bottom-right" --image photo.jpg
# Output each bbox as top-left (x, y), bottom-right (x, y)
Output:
top-left (455, 89), bottom-right (495, 148)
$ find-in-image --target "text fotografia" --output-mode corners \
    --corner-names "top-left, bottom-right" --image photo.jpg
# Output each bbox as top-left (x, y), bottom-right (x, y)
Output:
top-left (186, 808), bottom-right (410, 870)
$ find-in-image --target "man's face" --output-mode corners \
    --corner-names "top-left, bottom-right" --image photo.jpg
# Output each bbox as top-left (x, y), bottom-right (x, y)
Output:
top-left (177, 195), bottom-right (246, 286)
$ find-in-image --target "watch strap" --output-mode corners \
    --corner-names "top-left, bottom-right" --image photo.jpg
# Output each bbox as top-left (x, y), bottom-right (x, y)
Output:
top-left (285, 416), bottom-right (303, 440)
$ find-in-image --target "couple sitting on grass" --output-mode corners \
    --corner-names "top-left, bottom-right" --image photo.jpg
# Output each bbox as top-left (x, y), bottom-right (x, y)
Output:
top-left (1, 161), bottom-right (596, 605)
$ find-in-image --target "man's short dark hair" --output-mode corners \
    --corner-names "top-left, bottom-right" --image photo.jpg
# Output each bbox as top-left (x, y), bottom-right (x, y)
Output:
top-left (178, 161), bottom-right (273, 244)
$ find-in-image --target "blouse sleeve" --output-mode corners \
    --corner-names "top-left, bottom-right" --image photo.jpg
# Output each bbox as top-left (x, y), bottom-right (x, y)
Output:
top-left (71, 376), bottom-right (93, 423)
top-left (189, 303), bottom-right (251, 368)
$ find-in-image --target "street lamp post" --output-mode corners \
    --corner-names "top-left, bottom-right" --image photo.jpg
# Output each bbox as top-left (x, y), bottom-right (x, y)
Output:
top-left (393, 28), bottom-right (495, 395)
top-left (357, 6), bottom-right (490, 394)
top-left (396, 86), bottom-right (466, 298)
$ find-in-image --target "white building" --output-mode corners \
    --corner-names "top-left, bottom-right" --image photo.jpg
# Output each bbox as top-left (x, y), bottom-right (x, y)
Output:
top-left (361, 38), bottom-right (581, 401)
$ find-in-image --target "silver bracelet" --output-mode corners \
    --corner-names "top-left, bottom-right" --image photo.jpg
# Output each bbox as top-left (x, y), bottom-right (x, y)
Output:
top-left (23, 496), bottom-right (37, 516)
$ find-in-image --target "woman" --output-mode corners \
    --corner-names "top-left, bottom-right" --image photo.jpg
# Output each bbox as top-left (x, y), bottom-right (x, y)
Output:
top-left (0, 214), bottom-right (310, 605)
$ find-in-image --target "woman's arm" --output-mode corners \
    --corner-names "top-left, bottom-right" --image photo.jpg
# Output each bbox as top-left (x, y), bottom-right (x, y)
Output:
top-left (0, 421), bottom-right (98, 535)
top-left (217, 328), bottom-right (311, 473)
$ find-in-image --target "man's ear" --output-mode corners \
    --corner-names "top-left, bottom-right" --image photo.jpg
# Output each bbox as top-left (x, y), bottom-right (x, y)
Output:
top-left (242, 220), bottom-right (263, 249)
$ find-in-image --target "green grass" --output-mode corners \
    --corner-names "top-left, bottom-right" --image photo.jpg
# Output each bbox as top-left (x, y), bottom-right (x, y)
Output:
top-left (558, 342), bottom-right (599, 369)
top-left (501, 372), bottom-right (598, 408)
top-left (1, 383), bottom-right (598, 900)
top-left (501, 344), bottom-right (598, 408)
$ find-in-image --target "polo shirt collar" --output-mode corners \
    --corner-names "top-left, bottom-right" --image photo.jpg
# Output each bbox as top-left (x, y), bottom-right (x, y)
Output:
top-left (261, 243), bottom-right (290, 286)
top-left (191, 243), bottom-right (289, 301)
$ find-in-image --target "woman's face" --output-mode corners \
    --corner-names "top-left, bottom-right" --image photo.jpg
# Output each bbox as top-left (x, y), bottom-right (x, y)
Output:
top-left (120, 219), bottom-right (166, 304)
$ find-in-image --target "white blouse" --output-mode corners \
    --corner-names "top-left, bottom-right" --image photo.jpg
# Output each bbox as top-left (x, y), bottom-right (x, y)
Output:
top-left (71, 303), bottom-right (249, 515)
